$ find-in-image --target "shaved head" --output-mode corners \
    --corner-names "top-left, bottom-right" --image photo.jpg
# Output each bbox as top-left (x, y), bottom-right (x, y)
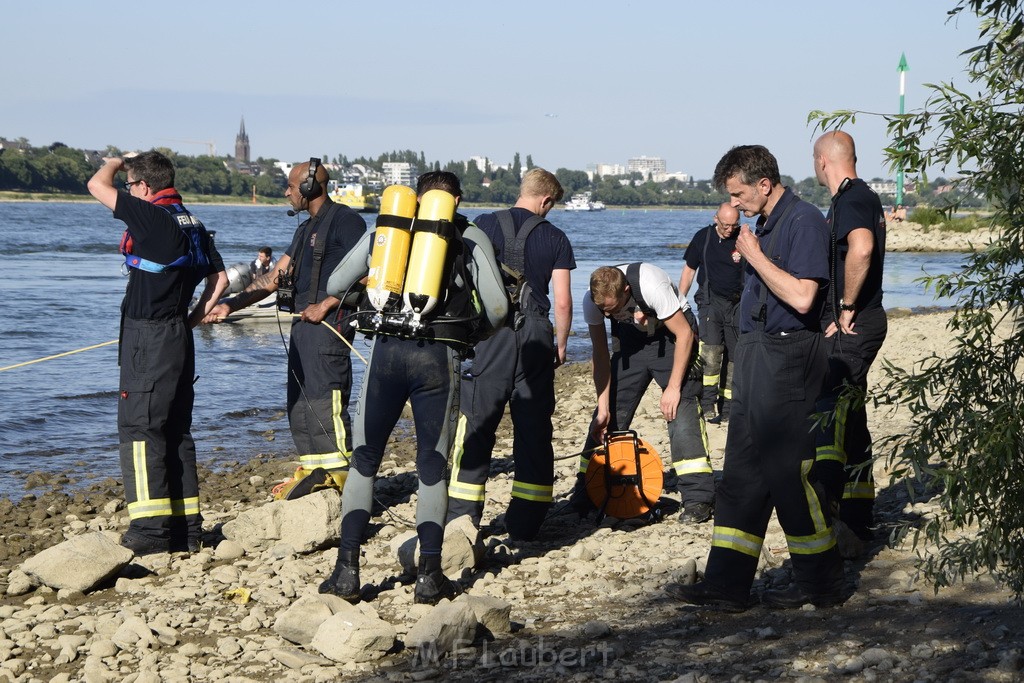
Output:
top-left (717, 202), bottom-right (740, 224)
top-left (814, 130), bottom-right (857, 165)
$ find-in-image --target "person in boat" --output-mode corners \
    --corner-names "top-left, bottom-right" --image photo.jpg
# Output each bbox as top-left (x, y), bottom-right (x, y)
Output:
top-left (87, 150), bottom-right (227, 555)
top-left (678, 202), bottom-right (744, 424)
top-left (249, 246), bottom-right (275, 279)
top-left (571, 262), bottom-right (715, 524)
top-left (318, 171), bottom-right (507, 606)
top-left (447, 168), bottom-right (575, 541)
top-left (204, 159), bottom-right (366, 483)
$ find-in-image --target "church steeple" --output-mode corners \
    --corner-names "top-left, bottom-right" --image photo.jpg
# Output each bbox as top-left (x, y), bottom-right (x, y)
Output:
top-left (235, 117), bottom-right (250, 163)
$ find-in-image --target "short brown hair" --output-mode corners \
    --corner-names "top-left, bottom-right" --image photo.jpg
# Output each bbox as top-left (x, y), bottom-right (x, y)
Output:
top-left (589, 266), bottom-right (627, 301)
top-left (520, 168), bottom-right (564, 202)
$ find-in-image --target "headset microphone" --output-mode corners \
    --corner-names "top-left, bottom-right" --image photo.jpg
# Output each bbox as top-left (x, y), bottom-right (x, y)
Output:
top-left (287, 209), bottom-right (299, 217)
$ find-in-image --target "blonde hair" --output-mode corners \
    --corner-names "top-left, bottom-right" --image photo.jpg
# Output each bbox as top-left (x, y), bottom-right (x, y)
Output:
top-left (589, 266), bottom-right (627, 301)
top-left (520, 168), bottom-right (564, 202)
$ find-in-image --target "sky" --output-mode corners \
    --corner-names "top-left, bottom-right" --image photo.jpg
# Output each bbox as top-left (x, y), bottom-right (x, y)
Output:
top-left (2, 1), bottom-right (980, 182)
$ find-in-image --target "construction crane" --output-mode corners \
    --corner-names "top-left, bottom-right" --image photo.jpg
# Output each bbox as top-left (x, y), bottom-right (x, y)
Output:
top-left (162, 139), bottom-right (217, 156)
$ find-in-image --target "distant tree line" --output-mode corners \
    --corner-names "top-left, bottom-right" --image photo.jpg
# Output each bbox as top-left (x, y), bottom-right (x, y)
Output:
top-left (1, 140), bottom-right (984, 210)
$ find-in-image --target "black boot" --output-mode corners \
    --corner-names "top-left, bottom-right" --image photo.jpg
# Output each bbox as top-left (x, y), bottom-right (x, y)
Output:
top-left (568, 473), bottom-right (596, 518)
top-left (414, 553), bottom-right (457, 605)
top-left (319, 548), bottom-right (361, 603)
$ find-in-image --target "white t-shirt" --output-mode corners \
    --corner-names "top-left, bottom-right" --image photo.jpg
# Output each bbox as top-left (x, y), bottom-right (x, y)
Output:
top-left (583, 263), bottom-right (689, 335)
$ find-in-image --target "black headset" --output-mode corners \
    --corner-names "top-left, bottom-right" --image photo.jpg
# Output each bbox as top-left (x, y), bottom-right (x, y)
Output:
top-left (298, 157), bottom-right (322, 201)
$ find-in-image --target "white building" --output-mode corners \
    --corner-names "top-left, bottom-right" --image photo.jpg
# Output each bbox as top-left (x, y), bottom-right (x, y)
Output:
top-left (867, 180), bottom-right (898, 195)
top-left (627, 156), bottom-right (667, 180)
top-left (382, 162), bottom-right (417, 187)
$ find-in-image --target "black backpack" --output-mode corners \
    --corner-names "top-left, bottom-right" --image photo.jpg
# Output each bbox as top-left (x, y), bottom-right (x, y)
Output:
top-left (494, 209), bottom-right (546, 330)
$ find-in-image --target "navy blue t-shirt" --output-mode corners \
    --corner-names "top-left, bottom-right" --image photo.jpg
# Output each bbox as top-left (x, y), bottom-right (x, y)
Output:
top-left (738, 189), bottom-right (830, 334)
top-left (472, 207), bottom-right (576, 313)
top-left (825, 178), bottom-right (886, 313)
top-left (683, 224), bottom-right (743, 302)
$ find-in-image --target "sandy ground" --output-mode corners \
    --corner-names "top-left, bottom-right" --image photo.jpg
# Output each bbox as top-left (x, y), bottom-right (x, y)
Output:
top-left (2, 225), bottom-right (1021, 682)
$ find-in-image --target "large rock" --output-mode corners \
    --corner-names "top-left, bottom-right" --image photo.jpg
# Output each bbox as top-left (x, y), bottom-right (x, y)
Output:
top-left (393, 515), bottom-right (483, 577)
top-left (221, 490), bottom-right (341, 553)
top-left (464, 594), bottom-right (511, 634)
top-left (405, 597), bottom-right (478, 658)
top-left (272, 594), bottom-right (338, 646)
top-left (309, 603), bottom-right (397, 663)
top-left (20, 531), bottom-right (132, 593)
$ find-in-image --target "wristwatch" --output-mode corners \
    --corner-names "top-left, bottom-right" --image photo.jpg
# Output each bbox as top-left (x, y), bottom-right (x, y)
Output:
top-left (839, 299), bottom-right (856, 312)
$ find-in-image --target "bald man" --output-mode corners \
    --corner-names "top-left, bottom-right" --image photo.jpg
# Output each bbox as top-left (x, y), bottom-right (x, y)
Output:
top-left (811, 131), bottom-right (887, 556)
top-left (679, 202), bottom-right (745, 424)
top-left (205, 159), bottom-right (367, 484)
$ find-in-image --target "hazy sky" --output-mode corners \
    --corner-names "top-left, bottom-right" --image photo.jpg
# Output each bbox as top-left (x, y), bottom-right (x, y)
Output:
top-left (3, 1), bottom-right (978, 181)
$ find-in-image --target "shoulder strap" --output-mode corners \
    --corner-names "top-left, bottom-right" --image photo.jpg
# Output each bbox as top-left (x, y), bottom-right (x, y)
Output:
top-left (306, 201), bottom-right (341, 304)
top-left (700, 226), bottom-right (712, 292)
top-left (623, 262), bottom-right (656, 317)
top-left (495, 209), bottom-right (545, 275)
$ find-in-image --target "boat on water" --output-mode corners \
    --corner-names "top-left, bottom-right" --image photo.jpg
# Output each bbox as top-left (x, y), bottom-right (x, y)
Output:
top-left (195, 262), bottom-right (287, 324)
top-left (330, 183), bottom-right (380, 213)
top-left (564, 192), bottom-right (606, 212)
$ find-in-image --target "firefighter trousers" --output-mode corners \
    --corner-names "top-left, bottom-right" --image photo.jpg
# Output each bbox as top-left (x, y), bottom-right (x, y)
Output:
top-left (581, 328), bottom-right (714, 507)
top-left (118, 316), bottom-right (201, 544)
top-left (448, 311), bottom-right (556, 540)
top-left (287, 318), bottom-right (354, 473)
top-left (704, 329), bottom-right (845, 601)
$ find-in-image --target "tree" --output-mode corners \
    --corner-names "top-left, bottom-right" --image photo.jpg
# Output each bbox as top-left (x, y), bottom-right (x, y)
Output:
top-left (811, 0), bottom-right (1024, 595)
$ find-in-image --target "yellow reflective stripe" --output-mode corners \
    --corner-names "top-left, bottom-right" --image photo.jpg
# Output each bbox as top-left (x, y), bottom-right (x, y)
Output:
top-left (785, 527), bottom-right (837, 555)
top-left (448, 481), bottom-right (485, 502)
top-left (133, 441), bottom-right (149, 503)
top-left (170, 496), bottom-right (200, 517)
top-left (511, 481), bottom-right (553, 502)
top-left (711, 526), bottom-right (763, 559)
top-left (578, 454), bottom-right (591, 475)
top-left (722, 387), bottom-right (732, 400)
top-left (702, 374), bottom-right (721, 387)
top-left (450, 414), bottom-right (468, 478)
top-left (699, 409), bottom-right (709, 452)
top-left (128, 498), bottom-right (173, 519)
top-left (673, 457), bottom-right (713, 476)
top-left (331, 389), bottom-right (350, 461)
top-left (299, 452), bottom-right (349, 470)
top-left (843, 481), bottom-right (875, 500)
top-left (815, 445), bottom-right (845, 464)
top-left (800, 458), bottom-right (829, 534)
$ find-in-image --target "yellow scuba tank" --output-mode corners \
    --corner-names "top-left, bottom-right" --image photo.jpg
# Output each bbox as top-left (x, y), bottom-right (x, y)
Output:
top-left (403, 189), bottom-right (456, 318)
top-left (366, 185), bottom-right (418, 311)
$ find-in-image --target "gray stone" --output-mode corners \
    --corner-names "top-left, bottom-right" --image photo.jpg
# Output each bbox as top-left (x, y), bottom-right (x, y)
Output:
top-left (271, 647), bottom-right (333, 670)
top-left (213, 540), bottom-right (245, 561)
top-left (272, 595), bottom-right (335, 646)
top-left (463, 594), bottom-right (511, 634)
top-left (393, 515), bottom-right (483, 577)
top-left (221, 490), bottom-right (341, 553)
top-left (310, 607), bottom-right (396, 663)
top-left (405, 600), bottom-right (477, 658)
top-left (5, 571), bottom-right (34, 596)
top-left (20, 532), bottom-right (132, 593)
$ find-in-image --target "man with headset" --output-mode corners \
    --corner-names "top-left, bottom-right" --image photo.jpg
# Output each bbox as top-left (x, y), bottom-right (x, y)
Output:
top-left (205, 159), bottom-right (366, 482)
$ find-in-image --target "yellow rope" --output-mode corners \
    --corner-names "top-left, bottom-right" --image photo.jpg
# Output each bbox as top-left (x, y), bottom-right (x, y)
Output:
top-left (319, 320), bottom-right (367, 365)
top-left (0, 339), bottom-right (118, 372)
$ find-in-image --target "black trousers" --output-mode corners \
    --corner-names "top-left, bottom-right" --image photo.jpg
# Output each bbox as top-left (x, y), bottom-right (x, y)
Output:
top-left (704, 329), bottom-right (845, 600)
top-left (340, 336), bottom-right (460, 555)
top-left (581, 327), bottom-right (714, 507)
top-left (814, 305), bottom-right (888, 537)
top-left (118, 316), bottom-right (201, 543)
top-left (697, 293), bottom-right (739, 410)
top-left (287, 317), bottom-right (354, 472)
top-left (448, 311), bottom-right (556, 540)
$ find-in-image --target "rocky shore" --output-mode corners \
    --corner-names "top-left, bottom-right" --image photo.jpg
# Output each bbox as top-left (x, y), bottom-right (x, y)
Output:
top-left (2, 308), bottom-right (1023, 682)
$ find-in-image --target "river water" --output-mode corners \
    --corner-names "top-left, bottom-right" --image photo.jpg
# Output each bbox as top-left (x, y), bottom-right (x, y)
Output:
top-left (0, 202), bottom-right (966, 499)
